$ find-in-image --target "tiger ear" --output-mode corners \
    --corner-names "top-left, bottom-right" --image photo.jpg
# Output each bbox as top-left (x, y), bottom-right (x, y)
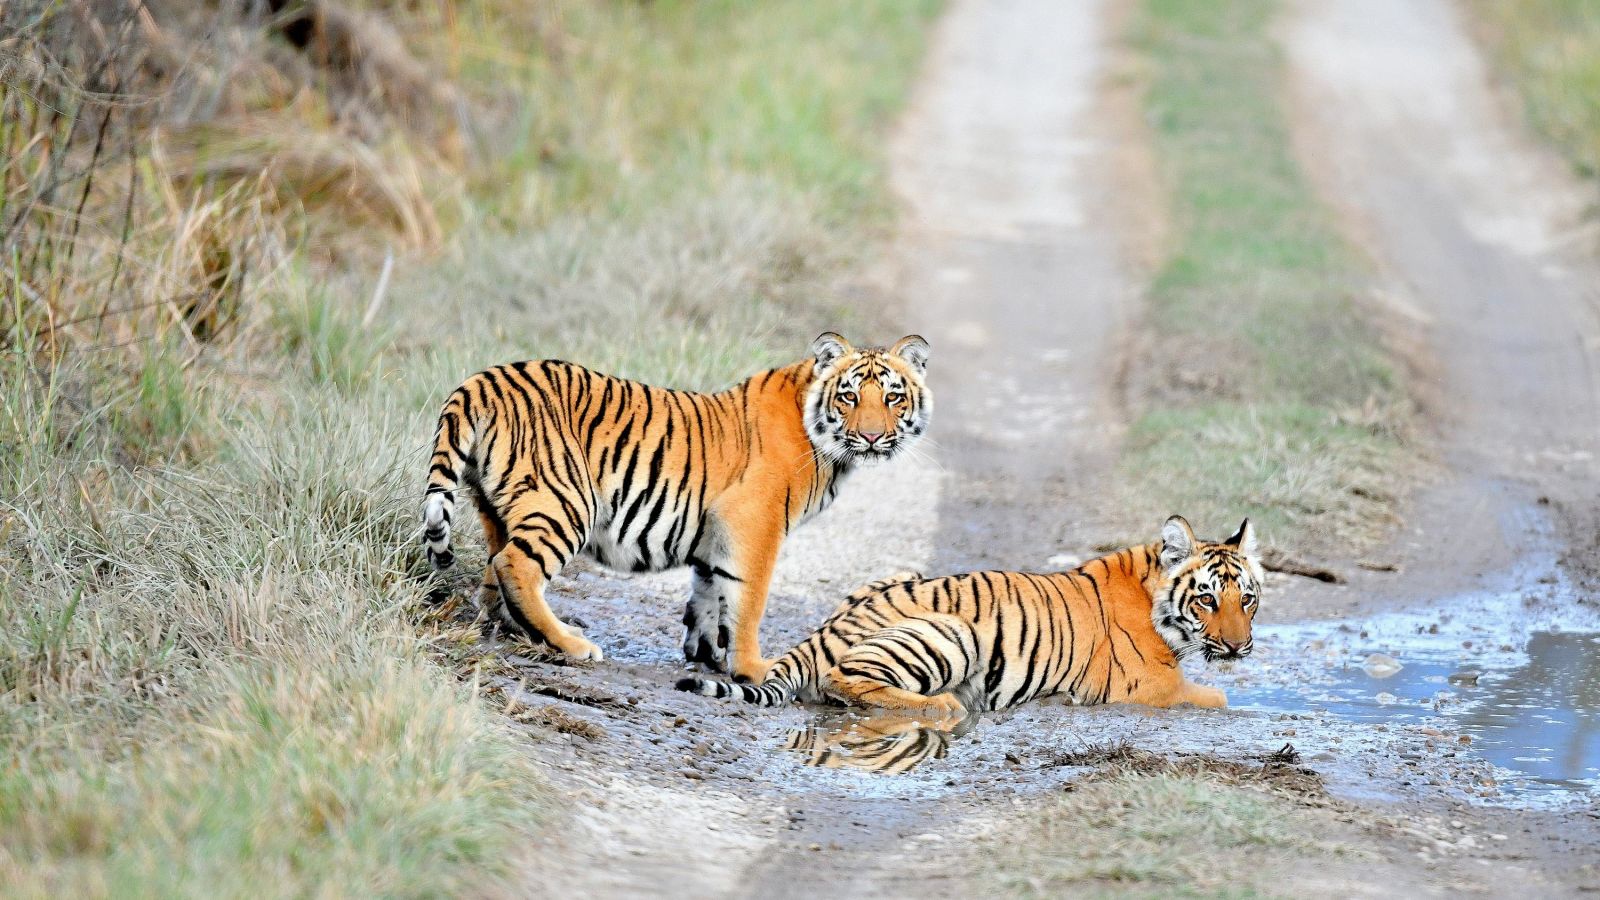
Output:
top-left (889, 334), bottom-right (930, 374)
top-left (811, 332), bottom-right (853, 374)
top-left (1160, 515), bottom-right (1197, 573)
top-left (1225, 518), bottom-right (1259, 558)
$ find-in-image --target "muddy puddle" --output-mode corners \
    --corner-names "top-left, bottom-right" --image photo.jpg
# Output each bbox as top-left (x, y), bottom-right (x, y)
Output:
top-left (1226, 566), bottom-right (1600, 800)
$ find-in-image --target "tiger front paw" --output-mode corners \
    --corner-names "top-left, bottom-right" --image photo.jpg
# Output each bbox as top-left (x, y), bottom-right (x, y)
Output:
top-left (553, 630), bottom-right (605, 663)
top-left (731, 656), bottom-right (774, 684)
top-left (682, 623), bottom-right (729, 671)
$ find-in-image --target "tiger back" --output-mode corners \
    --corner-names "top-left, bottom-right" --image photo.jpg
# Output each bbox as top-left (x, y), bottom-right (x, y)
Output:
top-left (677, 515), bottom-right (1262, 714)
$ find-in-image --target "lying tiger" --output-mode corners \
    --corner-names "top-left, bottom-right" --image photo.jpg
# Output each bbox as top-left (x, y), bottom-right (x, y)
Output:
top-left (422, 333), bottom-right (931, 683)
top-left (678, 516), bottom-right (1260, 713)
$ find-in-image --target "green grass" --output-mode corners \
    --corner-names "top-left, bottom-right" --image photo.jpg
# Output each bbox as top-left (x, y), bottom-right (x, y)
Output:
top-left (0, 2), bottom-right (942, 894)
top-left (442, 0), bottom-right (939, 229)
top-left (1467, 0), bottom-right (1600, 180)
top-left (1115, 0), bottom-right (1412, 556)
top-left (988, 773), bottom-right (1335, 897)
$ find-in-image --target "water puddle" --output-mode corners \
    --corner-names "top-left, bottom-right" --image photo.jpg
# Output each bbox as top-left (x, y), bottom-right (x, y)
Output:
top-left (779, 712), bottom-right (970, 775)
top-left (1229, 600), bottom-right (1600, 799)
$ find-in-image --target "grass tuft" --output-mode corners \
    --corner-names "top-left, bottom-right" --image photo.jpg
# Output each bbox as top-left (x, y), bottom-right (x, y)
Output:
top-left (989, 772), bottom-right (1338, 896)
top-left (1467, 0), bottom-right (1600, 181)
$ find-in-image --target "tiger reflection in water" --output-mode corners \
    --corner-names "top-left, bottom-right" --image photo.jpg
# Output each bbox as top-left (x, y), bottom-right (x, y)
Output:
top-left (780, 712), bottom-right (975, 775)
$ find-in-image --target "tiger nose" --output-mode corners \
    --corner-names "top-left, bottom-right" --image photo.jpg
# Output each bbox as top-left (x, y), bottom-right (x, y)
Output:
top-left (1221, 638), bottom-right (1245, 655)
top-left (858, 431), bottom-right (884, 445)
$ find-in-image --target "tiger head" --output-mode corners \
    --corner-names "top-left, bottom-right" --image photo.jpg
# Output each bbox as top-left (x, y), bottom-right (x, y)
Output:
top-left (1151, 515), bottom-right (1263, 662)
top-left (804, 332), bottom-right (932, 464)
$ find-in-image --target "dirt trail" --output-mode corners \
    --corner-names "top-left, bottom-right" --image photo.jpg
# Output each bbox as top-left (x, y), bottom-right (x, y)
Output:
top-left (890, 0), bottom-right (1129, 574)
top-left (734, 0), bottom-right (1134, 892)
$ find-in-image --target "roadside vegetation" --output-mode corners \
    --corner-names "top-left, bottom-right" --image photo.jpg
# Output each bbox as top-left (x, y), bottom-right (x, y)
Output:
top-left (0, 1), bottom-right (938, 894)
top-left (1112, 0), bottom-right (1415, 559)
top-left (1467, 0), bottom-right (1600, 182)
top-left (986, 747), bottom-right (1349, 897)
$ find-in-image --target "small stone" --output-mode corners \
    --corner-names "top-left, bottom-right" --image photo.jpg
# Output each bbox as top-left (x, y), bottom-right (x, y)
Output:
top-left (1363, 653), bottom-right (1403, 678)
top-left (809, 843), bottom-right (822, 852)
top-left (1491, 834), bottom-right (1508, 841)
top-left (1458, 735), bottom-right (1473, 745)
top-left (1375, 691), bottom-right (1399, 705)
top-left (1447, 671), bottom-right (1480, 686)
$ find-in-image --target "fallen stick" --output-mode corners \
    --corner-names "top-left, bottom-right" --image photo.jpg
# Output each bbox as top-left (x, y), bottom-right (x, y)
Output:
top-left (1261, 550), bottom-right (1345, 584)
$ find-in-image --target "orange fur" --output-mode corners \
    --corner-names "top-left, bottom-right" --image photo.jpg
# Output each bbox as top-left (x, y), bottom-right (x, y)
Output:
top-left (420, 334), bottom-right (931, 681)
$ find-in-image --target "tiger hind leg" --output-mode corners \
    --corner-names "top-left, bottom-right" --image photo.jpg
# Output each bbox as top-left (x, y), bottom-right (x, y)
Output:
top-left (473, 496), bottom-right (509, 616)
top-left (823, 614), bottom-right (978, 716)
top-left (492, 506), bottom-right (600, 662)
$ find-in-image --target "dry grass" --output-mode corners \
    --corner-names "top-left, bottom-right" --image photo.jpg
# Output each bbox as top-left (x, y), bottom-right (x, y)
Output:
top-left (0, 375), bottom-right (547, 896)
top-left (1046, 742), bottom-right (1327, 801)
top-left (391, 179), bottom-right (869, 392)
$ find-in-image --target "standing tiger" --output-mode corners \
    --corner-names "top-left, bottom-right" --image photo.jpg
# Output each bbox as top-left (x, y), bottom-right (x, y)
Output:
top-left (677, 516), bottom-right (1260, 713)
top-left (421, 333), bottom-right (932, 683)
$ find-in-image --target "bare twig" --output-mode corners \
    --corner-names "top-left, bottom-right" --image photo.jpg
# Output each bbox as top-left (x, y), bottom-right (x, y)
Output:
top-left (361, 249), bottom-right (394, 328)
top-left (1260, 549), bottom-right (1345, 584)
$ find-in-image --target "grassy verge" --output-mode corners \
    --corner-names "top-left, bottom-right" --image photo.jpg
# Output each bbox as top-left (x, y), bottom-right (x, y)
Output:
top-left (984, 749), bottom-right (1346, 897)
top-left (1, 1), bottom-right (939, 894)
top-left (1465, 0), bottom-right (1600, 181)
top-left (1112, 0), bottom-right (1413, 557)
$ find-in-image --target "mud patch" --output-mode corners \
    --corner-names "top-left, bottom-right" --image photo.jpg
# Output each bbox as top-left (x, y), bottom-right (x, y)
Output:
top-left (502, 702), bottom-right (609, 740)
top-left (1045, 742), bottom-right (1327, 800)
